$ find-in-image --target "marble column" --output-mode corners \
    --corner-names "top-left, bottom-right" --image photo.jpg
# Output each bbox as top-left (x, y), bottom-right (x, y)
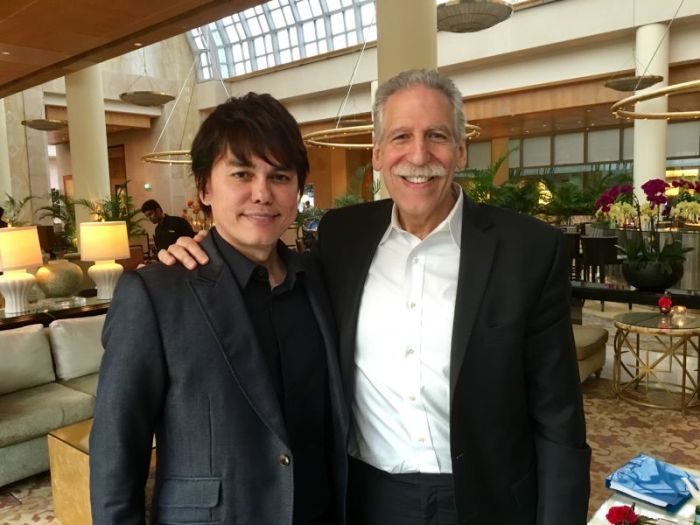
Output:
top-left (0, 99), bottom-right (11, 201)
top-left (632, 23), bottom-right (669, 199)
top-left (374, 0), bottom-right (437, 197)
top-left (65, 65), bottom-right (110, 225)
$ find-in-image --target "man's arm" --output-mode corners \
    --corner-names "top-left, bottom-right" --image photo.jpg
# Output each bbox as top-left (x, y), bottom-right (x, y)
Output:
top-left (89, 272), bottom-right (167, 525)
top-left (157, 230), bottom-right (210, 269)
top-left (525, 231), bottom-right (591, 525)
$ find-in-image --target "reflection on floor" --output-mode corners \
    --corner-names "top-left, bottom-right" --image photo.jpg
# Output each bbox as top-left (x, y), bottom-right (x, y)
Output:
top-left (1, 302), bottom-right (699, 524)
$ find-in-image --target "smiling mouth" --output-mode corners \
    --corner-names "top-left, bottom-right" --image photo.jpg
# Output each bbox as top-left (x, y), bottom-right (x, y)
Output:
top-left (400, 175), bottom-right (436, 184)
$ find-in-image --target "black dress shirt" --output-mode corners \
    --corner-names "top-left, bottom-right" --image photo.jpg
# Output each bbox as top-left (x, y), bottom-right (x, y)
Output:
top-left (154, 215), bottom-right (195, 251)
top-left (211, 229), bottom-right (331, 525)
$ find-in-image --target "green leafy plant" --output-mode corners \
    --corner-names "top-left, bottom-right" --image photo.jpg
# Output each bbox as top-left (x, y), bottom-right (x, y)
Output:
top-left (36, 189), bottom-right (77, 251)
top-left (75, 185), bottom-right (146, 238)
top-left (1, 194), bottom-right (35, 226)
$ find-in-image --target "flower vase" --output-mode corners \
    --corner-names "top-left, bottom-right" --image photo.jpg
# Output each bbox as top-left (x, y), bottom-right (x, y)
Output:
top-left (35, 259), bottom-right (84, 298)
top-left (621, 261), bottom-right (684, 292)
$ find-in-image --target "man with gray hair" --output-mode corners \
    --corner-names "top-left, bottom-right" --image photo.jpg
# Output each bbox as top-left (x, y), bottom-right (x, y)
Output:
top-left (161, 69), bottom-right (590, 525)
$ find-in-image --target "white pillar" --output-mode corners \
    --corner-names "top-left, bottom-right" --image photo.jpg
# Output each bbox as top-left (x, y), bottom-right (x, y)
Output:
top-left (0, 99), bottom-right (11, 201)
top-left (376, 0), bottom-right (436, 83)
top-left (632, 23), bottom-right (669, 199)
top-left (65, 65), bottom-right (110, 225)
top-left (374, 0), bottom-right (437, 198)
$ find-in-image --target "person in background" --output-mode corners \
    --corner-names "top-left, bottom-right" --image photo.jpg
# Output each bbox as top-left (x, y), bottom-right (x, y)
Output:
top-left (141, 198), bottom-right (195, 251)
top-left (91, 93), bottom-right (348, 525)
top-left (160, 69), bottom-right (590, 525)
top-left (0, 206), bottom-right (8, 228)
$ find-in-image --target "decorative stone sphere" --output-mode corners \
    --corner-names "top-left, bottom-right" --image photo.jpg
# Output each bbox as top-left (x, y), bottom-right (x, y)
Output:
top-left (35, 259), bottom-right (84, 298)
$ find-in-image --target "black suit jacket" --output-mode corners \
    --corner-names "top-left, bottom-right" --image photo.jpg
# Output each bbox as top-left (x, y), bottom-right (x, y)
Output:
top-left (90, 235), bottom-right (348, 525)
top-left (316, 195), bottom-right (590, 525)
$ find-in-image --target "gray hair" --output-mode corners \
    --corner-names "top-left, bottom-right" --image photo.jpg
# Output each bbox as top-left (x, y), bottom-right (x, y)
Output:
top-left (372, 69), bottom-right (465, 144)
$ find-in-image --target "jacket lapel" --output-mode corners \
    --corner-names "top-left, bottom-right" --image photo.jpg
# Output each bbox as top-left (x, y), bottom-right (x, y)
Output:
top-left (303, 256), bottom-right (349, 434)
top-left (450, 196), bottom-right (497, 396)
top-left (339, 201), bottom-right (392, 401)
top-left (187, 235), bottom-right (289, 445)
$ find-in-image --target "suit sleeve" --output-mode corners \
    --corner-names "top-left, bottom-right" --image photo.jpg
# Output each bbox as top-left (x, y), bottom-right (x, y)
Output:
top-left (524, 231), bottom-right (591, 525)
top-left (89, 271), bottom-right (167, 525)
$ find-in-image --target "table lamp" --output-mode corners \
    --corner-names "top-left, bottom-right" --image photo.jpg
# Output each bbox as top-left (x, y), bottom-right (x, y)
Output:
top-left (79, 221), bottom-right (130, 300)
top-left (0, 226), bottom-right (43, 315)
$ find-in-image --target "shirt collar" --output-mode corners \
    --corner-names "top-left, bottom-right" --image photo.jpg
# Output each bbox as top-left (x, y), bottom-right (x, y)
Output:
top-left (210, 228), bottom-right (303, 289)
top-left (379, 182), bottom-right (463, 247)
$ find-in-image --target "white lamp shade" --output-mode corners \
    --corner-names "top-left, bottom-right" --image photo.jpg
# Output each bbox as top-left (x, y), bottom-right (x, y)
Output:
top-left (0, 226), bottom-right (43, 271)
top-left (79, 221), bottom-right (130, 261)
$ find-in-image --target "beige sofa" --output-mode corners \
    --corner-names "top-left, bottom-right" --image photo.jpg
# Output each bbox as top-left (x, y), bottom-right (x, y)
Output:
top-left (0, 314), bottom-right (105, 487)
top-left (573, 324), bottom-right (608, 383)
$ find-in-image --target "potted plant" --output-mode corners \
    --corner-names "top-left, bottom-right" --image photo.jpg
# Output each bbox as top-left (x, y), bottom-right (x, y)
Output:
top-left (595, 179), bottom-right (693, 291)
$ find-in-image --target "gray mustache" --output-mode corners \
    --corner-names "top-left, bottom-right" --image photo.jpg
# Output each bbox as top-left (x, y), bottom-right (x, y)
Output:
top-left (393, 163), bottom-right (447, 177)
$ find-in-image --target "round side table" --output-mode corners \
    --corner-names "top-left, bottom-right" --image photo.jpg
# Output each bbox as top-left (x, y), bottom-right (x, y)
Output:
top-left (612, 311), bottom-right (700, 412)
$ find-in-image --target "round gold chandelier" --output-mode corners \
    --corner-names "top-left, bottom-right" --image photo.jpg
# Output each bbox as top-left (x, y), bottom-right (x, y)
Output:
top-left (303, 123), bottom-right (481, 149)
top-left (611, 79), bottom-right (700, 120)
top-left (142, 150), bottom-right (191, 164)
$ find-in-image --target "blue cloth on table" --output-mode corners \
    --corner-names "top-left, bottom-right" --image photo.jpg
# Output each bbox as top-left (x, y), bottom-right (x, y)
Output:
top-left (605, 454), bottom-right (698, 513)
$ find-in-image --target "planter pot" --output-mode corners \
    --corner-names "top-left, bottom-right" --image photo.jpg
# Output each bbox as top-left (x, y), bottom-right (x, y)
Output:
top-left (621, 261), bottom-right (684, 292)
top-left (35, 259), bottom-right (84, 298)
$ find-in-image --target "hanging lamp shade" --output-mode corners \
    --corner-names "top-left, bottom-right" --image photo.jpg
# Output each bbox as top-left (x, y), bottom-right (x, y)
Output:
top-left (119, 90), bottom-right (175, 106)
top-left (21, 119), bottom-right (67, 131)
top-left (437, 0), bottom-right (513, 33)
top-left (604, 74), bottom-right (664, 92)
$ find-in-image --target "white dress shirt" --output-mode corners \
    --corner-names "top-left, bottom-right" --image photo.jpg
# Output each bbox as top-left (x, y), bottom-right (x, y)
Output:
top-left (351, 185), bottom-right (463, 474)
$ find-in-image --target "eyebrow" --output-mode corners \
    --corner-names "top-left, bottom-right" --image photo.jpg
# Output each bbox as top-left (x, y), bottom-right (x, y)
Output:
top-left (226, 157), bottom-right (295, 173)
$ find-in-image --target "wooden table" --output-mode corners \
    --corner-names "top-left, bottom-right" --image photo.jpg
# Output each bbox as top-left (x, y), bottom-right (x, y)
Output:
top-left (48, 419), bottom-right (155, 525)
top-left (612, 311), bottom-right (700, 412)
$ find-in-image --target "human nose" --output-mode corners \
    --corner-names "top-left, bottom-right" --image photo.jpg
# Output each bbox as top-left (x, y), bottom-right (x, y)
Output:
top-left (251, 176), bottom-right (272, 204)
top-left (406, 137), bottom-right (429, 165)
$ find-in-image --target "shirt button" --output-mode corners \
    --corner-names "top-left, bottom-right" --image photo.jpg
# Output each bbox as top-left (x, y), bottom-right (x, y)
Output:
top-left (409, 394), bottom-right (416, 401)
top-left (406, 347), bottom-right (415, 356)
top-left (418, 437), bottom-right (426, 443)
top-left (277, 454), bottom-right (291, 466)
top-left (407, 302), bottom-right (416, 309)
top-left (413, 257), bottom-right (420, 265)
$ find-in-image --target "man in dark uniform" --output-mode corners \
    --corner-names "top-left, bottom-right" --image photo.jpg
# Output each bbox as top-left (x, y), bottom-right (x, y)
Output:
top-left (141, 198), bottom-right (195, 250)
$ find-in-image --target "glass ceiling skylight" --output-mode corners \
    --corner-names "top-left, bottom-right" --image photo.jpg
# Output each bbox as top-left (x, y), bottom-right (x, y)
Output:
top-left (187, 0), bottom-right (538, 81)
top-left (187, 0), bottom-right (377, 81)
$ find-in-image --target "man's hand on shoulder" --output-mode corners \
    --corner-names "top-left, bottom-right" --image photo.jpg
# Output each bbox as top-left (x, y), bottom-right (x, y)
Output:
top-left (158, 230), bottom-right (210, 270)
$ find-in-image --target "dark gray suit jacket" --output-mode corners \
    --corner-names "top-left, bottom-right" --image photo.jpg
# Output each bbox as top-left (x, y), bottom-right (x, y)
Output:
top-left (316, 195), bottom-right (590, 525)
top-left (90, 235), bottom-right (348, 525)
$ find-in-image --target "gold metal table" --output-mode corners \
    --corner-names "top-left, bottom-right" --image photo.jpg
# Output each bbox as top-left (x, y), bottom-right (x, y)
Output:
top-left (612, 311), bottom-right (700, 412)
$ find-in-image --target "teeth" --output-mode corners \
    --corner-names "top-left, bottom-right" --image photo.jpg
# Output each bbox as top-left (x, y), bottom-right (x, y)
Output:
top-left (402, 175), bottom-right (432, 183)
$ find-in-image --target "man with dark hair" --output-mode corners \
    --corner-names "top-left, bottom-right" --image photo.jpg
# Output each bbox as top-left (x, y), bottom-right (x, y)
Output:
top-left (161, 70), bottom-right (590, 525)
top-left (0, 206), bottom-right (7, 228)
top-left (91, 93), bottom-right (348, 525)
top-left (141, 198), bottom-right (195, 250)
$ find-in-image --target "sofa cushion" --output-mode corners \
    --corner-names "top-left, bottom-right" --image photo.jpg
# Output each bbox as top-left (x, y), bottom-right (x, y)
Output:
top-left (0, 382), bottom-right (94, 447)
top-left (58, 373), bottom-right (99, 397)
top-left (573, 325), bottom-right (608, 361)
top-left (48, 314), bottom-right (106, 380)
top-left (0, 324), bottom-right (56, 395)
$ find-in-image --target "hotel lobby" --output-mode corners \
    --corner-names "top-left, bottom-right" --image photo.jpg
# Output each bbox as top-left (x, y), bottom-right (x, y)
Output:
top-left (1, 0), bottom-right (700, 523)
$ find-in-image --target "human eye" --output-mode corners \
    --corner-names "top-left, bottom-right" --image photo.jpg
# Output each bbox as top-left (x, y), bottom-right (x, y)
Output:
top-left (231, 170), bottom-right (252, 180)
top-left (390, 132), bottom-right (410, 143)
top-left (270, 171), bottom-right (295, 183)
top-left (427, 130), bottom-right (449, 142)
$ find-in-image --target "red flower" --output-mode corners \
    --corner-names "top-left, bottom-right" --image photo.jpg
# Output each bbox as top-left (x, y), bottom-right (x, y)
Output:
top-left (606, 505), bottom-right (638, 524)
top-left (658, 295), bottom-right (672, 310)
top-left (186, 199), bottom-right (194, 207)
